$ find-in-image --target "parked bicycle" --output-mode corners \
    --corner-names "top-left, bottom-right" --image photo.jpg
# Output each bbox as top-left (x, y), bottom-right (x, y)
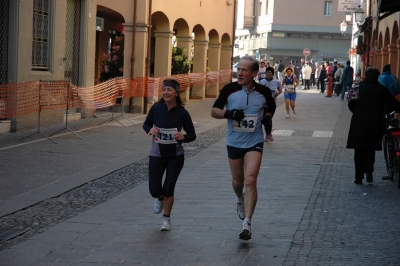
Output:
top-left (382, 111), bottom-right (400, 188)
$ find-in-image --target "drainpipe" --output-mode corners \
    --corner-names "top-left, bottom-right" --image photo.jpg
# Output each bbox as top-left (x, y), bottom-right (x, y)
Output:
top-left (143, 0), bottom-right (152, 114)
top-left (129, 0), bottom-right (137, 113)
top-left (366, 0), bottom-right (372, 68)
top-left (231, 0), bottom-right (237, 81)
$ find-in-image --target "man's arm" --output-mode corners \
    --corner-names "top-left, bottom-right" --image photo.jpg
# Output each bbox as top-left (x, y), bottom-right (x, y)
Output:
top-left (211, 107), bottom-right (226, 119)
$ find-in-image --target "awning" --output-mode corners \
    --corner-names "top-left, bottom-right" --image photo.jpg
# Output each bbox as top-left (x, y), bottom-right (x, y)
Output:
top-left (379, 0), bottom-right (400, 20)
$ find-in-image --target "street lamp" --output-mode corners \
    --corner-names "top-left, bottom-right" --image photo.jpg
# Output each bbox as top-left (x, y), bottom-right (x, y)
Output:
top-left (340, 5), bottom-right (365, 35)
top-left (340, 20), bottom-right (351, 36)
top-left (353, 5), bottom-right (365, 24)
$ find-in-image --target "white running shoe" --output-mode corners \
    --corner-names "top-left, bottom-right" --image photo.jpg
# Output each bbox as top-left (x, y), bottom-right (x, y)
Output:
top-left (236, 194), bottom-right (245, 220)
top-left (160, 217), bottom-right (171, 231)
top-left (239, 220), bottom-right (252, 240)
top-left (153, 199), bottom-right (163, 214)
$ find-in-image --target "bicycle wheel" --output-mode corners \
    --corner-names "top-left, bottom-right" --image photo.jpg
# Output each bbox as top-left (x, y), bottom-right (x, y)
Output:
top-left (393, 157), bottom-right (400, 188)
top-left (383, 134), bottom-right (394, 180)
top-left (392, 138), bottom-right (400, 188)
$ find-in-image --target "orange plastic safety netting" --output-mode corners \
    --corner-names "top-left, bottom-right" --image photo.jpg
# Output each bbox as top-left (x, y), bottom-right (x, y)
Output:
top-left (0, 69), bottom-right (231, 119)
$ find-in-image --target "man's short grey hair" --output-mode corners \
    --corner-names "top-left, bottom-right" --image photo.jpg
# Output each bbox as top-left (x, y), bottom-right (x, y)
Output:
top-left (240, 56), bottom-right (259, 72)
top-left (364, 67), bottom-right (380, 80)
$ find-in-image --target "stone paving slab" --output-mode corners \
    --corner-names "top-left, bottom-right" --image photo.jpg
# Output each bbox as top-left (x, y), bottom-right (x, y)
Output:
top-left (1, 89), bottom-right (400, 265)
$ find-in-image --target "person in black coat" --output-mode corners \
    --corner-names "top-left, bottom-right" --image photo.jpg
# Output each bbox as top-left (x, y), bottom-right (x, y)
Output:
top-left (347, 67), bottom-right (400, 184)
top-left (319, 65), bottom-right (327, 93)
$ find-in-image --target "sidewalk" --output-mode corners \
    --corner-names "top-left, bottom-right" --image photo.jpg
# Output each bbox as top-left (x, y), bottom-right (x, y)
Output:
top-left (1, 88), bottom-right (400, 265)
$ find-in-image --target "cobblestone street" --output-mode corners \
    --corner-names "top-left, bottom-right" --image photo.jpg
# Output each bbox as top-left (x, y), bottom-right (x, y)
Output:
top-left (1, 89), bottom-right (400, 265)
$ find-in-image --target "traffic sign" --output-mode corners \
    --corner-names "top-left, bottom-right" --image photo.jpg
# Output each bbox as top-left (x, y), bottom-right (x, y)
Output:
top-left (303, 48), bottom-right (311, 56)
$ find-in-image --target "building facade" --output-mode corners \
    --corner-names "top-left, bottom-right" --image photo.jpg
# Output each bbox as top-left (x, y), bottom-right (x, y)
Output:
top-left (234, 0), bottom-right (352, 66)
top-left (356, 0), bottom-right (400, 77)
top-left (1, 0), bottom-right (235, 131)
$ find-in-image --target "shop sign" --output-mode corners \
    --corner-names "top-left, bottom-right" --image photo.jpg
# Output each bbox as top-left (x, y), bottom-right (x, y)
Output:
top-left (320, 52), bottom-right (348, 58)
top-left (338, 0), bottom-right (358, 12)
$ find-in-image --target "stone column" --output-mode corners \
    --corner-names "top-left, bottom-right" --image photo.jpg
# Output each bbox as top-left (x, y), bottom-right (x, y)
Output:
top-left (220, 44), bottom-right (232, 89)
top-left (375, 49), bottom-right (382, 74)
top-left (176, 35), bottom-right (193, 103)
top-left (130, 23), bottom-right (150, 114)
top-left (388, 43), bottom-right (398, 77)
top-left (192, 40), bottom-right (208, 99)
top-left (154, 31), bottom-right (173, 77)
top-left (381, 47), bottom-right (389, 73)
top-left (397, 39), bottom-right (400, 78)
top-left (206, 43), bottom-right (221, 98)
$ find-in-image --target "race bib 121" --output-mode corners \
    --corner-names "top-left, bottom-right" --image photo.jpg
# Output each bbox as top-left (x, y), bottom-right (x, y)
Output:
top-left (155, 128), bottom-right (178, 144)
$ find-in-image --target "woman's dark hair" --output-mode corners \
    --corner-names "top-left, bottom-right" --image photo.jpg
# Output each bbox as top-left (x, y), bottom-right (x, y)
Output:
top-left (364, 67), bottom-right (380, 81)
top-left (158, 79), bottom-right (185, 106)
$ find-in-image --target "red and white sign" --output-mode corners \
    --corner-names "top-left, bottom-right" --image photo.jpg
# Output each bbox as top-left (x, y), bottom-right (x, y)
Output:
top-left (303, 48), bottom-right (311, 56)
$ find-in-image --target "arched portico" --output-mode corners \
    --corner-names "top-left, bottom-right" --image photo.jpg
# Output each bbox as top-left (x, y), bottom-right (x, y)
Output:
top-left (192, 24), bottom-right (208, 99)
top-left (381, 27), bottom-right (390, 72)
top-left (220, 33), bottom-right (232, 88)
top-left (152, 12), bottom-right (172, 78)
top-left (173, 18), bottom-right (192, 102)
top-left (376, 32), bottom-right (383, 72)
top-left (206, 30), bottom-right (221, 97)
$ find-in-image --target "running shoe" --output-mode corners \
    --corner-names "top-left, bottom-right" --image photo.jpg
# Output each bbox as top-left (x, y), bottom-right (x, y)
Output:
top-left (267, 134), bottom-right (274, 142)
top-left (154, 199), bottom-right (163, 214)
top-left (239, 220), bottom-right (252, 240)
top-left (160, 217), bottom-right (171, 231)
top-left (237, 195), bottom-right (245, 220)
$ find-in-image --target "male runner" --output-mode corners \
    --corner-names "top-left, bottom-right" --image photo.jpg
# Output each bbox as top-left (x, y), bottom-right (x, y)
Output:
top-left (211, 56), bottom-right (276, 240)
top-left (259, 66), bottom-right (282, 141)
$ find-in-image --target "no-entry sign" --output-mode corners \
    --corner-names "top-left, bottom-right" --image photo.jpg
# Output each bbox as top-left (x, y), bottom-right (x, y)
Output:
top-left (303, 48), bottom-right (311, 56)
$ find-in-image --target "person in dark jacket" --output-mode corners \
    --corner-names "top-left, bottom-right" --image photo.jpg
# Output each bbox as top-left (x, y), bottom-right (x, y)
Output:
top-left (341, 60), bottom-right (354, 100)
top-left (143, 79), bottom-right (196, 231)
top-left (347, 67), bottom-right (400, 184)
top-left (319, 65), bottom-right (327, 93)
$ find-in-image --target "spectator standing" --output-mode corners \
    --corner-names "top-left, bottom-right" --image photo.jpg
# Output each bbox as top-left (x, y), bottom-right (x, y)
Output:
top-left (378, 64), bottom-right (400, 100)
top-left (332, 61), bottom-right (338, 76)
top-left (325, 61), bottom-right (332, 76)
top-left (334, 63), bottom-right (344, 96)
top-left (319, 64), bottom-right (327, 93)
top-left (347, 67), bottom-right (400, 184)
top-left (315, 62), bottom-right (321, 91)
top-left (274, 61), bottom-right (279, 79)
top-left (310, 61), bottom-right (316, 86)
top-left (340, 60), bottom-right (354, 100)
top-left (294, 61), bottom-right (302, 81)
top-left (277, 60), bottom-right (285, 82)
top-left (301, 61), bottom-right (312, 90)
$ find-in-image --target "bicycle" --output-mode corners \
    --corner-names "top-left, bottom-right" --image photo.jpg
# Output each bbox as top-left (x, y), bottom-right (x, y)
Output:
top-left (382, 111), bottom-right (400, 188)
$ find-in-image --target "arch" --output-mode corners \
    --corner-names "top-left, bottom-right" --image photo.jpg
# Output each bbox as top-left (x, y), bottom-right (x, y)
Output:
top-left (378, 32), bottom-right (383, 49)
top-left (384, 27), bottom-right (390, 47)
top-left (192, 24), bottom-right (206, 40)
top-left (208, 29), bottom-right (220, 44)
top-left (95, 6), bottom-right (125, 83)
top-left (392, 21), bottom-right (399, 44)
top-left (221, 33), bottom-right (231, 46)
top-left (151, 11), bottom-right (170, 32)
top-left (97, 5), bottom-right (125, 21)
top-left (173, 18), bottom-right (190, 37)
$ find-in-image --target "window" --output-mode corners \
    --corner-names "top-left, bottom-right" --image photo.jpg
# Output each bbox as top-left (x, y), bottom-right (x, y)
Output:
top-left (287, 33), bottom-right (300, 38)
top-left (302, 34), bottom-right (311, 39)
top-left (324, 1), bottom-right (332, 17)
top-left (272, 32), bottom-right (285, 37)
top-left (32, 0), bottom-right (50, 70)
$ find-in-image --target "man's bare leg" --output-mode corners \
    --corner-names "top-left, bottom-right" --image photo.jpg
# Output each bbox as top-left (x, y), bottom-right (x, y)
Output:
top-left (228, 157), bottom-right (245, 198)
top-left (243, 151), bottom-right (262, 219)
